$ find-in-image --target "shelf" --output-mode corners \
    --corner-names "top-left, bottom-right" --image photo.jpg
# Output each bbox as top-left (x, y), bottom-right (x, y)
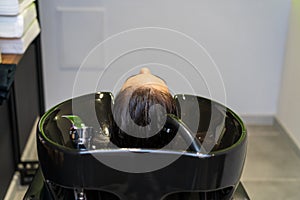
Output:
top-left (1, 54), bottom-right (23, 65)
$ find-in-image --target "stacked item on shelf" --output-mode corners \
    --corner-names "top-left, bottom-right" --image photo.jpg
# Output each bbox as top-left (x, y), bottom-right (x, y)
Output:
top-left (0, 0), bottom-right (40, 54)
top-left (0, 0), bottom-right (35, 16)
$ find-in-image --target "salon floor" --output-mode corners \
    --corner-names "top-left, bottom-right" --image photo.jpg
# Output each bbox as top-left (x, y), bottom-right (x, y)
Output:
top-left (241, 125), bottom-right (300, 200)
top-left (4, 125), bottom-right (300, 200)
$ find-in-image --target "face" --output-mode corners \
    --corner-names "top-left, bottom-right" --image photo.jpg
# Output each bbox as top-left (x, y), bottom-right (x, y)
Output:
top-left (121, 68), bottom-right (169, 92)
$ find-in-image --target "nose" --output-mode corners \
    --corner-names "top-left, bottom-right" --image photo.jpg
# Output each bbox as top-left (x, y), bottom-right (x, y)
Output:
top-left (140, 67), bottom-right (151, 74)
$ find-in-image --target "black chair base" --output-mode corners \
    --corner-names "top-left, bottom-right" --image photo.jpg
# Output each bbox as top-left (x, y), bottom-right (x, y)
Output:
top-left (23, 168), bottom-right (250, 200)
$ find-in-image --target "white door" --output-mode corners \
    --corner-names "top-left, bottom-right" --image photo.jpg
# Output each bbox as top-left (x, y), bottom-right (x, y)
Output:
top-left (38, 0), bottom-right (107, 108)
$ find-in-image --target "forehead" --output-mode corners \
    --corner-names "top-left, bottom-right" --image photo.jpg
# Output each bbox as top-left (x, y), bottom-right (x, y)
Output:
top-left (125, 74), bottom-right (167, 84)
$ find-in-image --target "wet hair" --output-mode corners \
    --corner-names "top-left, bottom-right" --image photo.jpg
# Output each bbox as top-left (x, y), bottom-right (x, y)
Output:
top-left (111, 86), bottom-right (177, 148)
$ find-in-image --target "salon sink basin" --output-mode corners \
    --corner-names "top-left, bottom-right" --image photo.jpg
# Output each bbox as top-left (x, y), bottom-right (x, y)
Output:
top-left (28, 92), bottom-right (247, 200)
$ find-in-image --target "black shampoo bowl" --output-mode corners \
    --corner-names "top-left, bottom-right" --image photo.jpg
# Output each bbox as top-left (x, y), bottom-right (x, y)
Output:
top-left (32, 92), bottom-right (247, 200)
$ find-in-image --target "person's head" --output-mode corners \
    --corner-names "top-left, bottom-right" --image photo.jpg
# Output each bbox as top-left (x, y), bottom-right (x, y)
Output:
top-left (111, 68), bottom-right (177, 148)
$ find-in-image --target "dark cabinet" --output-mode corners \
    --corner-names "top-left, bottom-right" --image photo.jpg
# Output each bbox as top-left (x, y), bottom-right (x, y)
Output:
top-left (13, 43), bottom-right (42, 153)
top-left (0, 37), bottom-right (44, 199)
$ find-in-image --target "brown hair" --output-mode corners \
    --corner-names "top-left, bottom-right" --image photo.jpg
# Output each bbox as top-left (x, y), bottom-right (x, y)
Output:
top-left (111, 86), bottom-right (177, 148)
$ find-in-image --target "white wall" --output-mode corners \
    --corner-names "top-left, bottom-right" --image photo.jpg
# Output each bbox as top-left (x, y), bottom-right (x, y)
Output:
top-left (39, 0), bottom-right (290, 118)
top-left (277, 0), bottom-right (300, 148)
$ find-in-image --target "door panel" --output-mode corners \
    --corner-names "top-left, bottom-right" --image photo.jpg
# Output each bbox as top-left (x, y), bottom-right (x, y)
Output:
top-left (56, 6), bottom-right (105, 69)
